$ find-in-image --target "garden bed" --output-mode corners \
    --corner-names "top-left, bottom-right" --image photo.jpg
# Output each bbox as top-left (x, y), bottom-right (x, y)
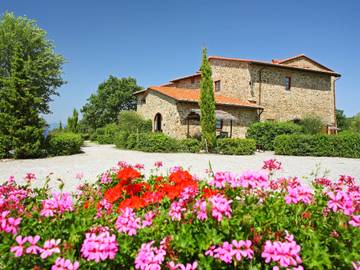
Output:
top-left (0, 159), bottom-right (359, 269)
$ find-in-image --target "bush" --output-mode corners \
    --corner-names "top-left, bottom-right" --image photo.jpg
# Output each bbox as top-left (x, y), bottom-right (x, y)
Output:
top-left (46, 132), bottom-right (84, 156)
top-left (179, 138), bottom-right (201, 153)
top-left (216, 138), bottom-right (256, 155)
top-left (118, 111), bottom-right (152, 134)
top-left (246, 121), bottom-right (303, 150)
top-left (299, 115), bottom-right (324, 134)
top-left (134, 133), bottom-right (180, 153)
top-left (350, 113), bottom-right (360, 133)
top-left (95, 123), bottom-right (121, 144)
top-left (274, 133), bottom-right (360, 158)
top-left (1, 162), bottom-right (359, 269)
top-left (0, 134), bottom-right (12, 159)
top-left (114, 131), bottom-right (130, 149)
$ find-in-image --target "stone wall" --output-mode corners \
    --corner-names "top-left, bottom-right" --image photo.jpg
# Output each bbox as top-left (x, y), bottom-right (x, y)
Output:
top-left (172, 76), bottom-right (201, 89)
top-left (280, 57), bottom-right (329, 72)
top-left (249, 64), bottom-right (335, 124)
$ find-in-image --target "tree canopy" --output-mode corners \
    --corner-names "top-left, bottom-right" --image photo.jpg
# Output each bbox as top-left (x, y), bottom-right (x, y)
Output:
top-left (80, 75), bottom-right (141, 130)
top-left (199, 48), bottom-right (216, 151)
top-left (0, 12), bottom-right (65, 158)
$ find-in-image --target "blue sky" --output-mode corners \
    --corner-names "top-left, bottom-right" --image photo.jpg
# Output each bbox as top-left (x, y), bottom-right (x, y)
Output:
top-left (2, 0), bottom-right (360, 124)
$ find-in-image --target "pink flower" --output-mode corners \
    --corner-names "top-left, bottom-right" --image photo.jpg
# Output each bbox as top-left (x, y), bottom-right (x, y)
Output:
top-left (10, 235), bottom-right (27, 257)
top-left (26, 235), bottom-right (41, 255)
top-left (239, 170), bottom-right (269, 189)
top-left (81, 229), bottom-right (118, 262)
top-left (261, 234), bottom-right (302, 268)
top-left (285, 186), bottom-right (313, 205)
top-left (141, 211), bottom-right (156, 228)
top-left (231, 240), bottom-right (253, 261)
top-left (96, 199), bottom-right (113, 218)
top-left (262, 159), bottom-right (282, 171)
top-left (180, 186), bottom-right (199, 201)
top-left (327, 191), bottom-right (355, 216)
top-left (115, 207), bottom-right (141, 236)
top-left (169, 201), bottom-right (186, 221)
top-left (0, 211), bottom-right (21, 235)
top-left (167, 261), bottom-right (198, 270)
top-left (100, 171), bottom-right (112, 184)
top-left (134, 163), bottom-right (145, 170)
top-left (24, 172), bottom-right (36, 183)
top-left (51, 257), bottom-right (79, 270)
top-left (40, 192), bottom-right (74, 217)
top-left (349, 215), bottom-right (360, 227)
top-left (154, 161), bottom-right (163, 168)
top-left (209, 194), bottom-right (232, 222)
top-left (353, 261), bottom-right (360, 270)
top-left (75, 172), bottom-right (84, 180)
top-left (40, 239), bottom-right (61, 259)
top-left (194, 199), bottom-right (208, 221)
top-left (135, 239), bottom-right (167, 270)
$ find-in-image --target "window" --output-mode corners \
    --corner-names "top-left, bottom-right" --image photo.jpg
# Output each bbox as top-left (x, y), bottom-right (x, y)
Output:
top-left (215, 119), bottom-right (223, 130)
top-left (191, 78), bottom-right (195, 84)
top-left (285, 77), bottom-right (291, 90)
top-left (215, 80), bottom-right (221, 92)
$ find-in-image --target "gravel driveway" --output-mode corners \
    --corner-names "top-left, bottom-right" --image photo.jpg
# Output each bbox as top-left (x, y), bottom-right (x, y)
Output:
top-left (1, 142), bottom-right (359, 191)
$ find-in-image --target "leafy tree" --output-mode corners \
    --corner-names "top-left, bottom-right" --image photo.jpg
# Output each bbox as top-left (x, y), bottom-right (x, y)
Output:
top-left (199, 48), bottom-right (216, 152)
top-left (81, 76), bottom-right (141, 130)
top-left (67, 108), bottom-right (79, 132)
top-left (0, 12), bottom-right (65, 158)
top-left (58, 121), bottom-right (63, 130)
top-left (299, 115), bottom-right (324, 135)
top-left (336, 109), bottom-right (350, 131)
top-left (350, 113), bottom-right (360, 132)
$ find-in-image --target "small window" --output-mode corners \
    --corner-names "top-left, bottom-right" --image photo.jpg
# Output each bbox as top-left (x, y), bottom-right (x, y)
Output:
top-left (285, 77), bottom-right (291, 90)
top-left (191, 78), bottom-right (195, 84)
top-left (215, 119), bottom-right (223, 130)
top-left (215, 80), bottom-right (221, 92)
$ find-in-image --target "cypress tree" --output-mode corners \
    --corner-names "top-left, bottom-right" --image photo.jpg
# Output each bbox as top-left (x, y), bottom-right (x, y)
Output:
top-left (199, 48), bottom-right (216, 152)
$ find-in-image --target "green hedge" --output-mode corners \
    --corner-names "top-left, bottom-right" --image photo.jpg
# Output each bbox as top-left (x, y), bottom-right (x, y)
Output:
top-left (246, 121), bottom-right (303, 150)
top-left (216, 138), bottom-right (256, 155)
top-left (134, 133), bottom-right (179, 153)
top-left (95, 123), bottom-right (121, 144)
top-left (46, 132), bottom-right (84, 156)
top-left (274, 133), bottom-right (360, 158)
top-left (0, 135), bottom-right (12, 159)
top-left (179, 138), bottom-right (201, 153)
top-left (118, 111), bottom-right (152, 134)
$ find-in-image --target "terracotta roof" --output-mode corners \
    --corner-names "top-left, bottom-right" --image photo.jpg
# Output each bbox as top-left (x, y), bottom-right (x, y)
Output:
top-left (139, 86), bottom-right (262, 109)
top-left (273, 54), bottom-right (334, 72)
top-left (208, 55), bottom-right (340, 77)
top-left (170, 73), bottom-right (201, 82)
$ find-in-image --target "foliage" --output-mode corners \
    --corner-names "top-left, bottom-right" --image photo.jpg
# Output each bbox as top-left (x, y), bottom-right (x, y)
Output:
top-left (0, 12), bottom-right (65, 158)
top-left (350, 113), bottom-right (360, 133)
top-left (95, 123), bottom-right (121, 144)
top-left (336, 109), bottom-right (350, 131)
top-left (179, 138), bottom-right (201, 153)
top-left (134, 133), bottom-right (180, 153)
top-left (46, 132), bottom-right (84, 156)
top-left (199, 48), bottom-right (216, 152)
top-left (274, 133), bottom-right (360, 158)
top-left (0, 134), bottom-right (12, 158)
top-left (299, 115), bottom-right (324, 135)
top-left (67, 109), bottom-right (79, 133)
top-left (0, 161), bottom-right (359, 269)
top-left (118, 111), bottom-right (152, 134)
top-left (80, 76), bottom-right (142, 131)
top-left (114, 131), bottom-right (131, 149)
top-left (246, 121), bottom-right (303, 150)
top-left (216, 138), bottom-right (256, 155)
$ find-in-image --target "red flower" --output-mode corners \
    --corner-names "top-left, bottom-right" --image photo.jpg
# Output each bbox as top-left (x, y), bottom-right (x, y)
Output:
top-left (117, 167), bottom-right (141, 183)
top-left (169, 170), bottom-right (193, 184)
top-left (117, 196), bottom-right (146, 212)
top-left (202, 187), bottom-right (220, 199)
top-left (142, 191), bottom-right (164, 204)
top-left (104, 183), bottom-right (124, 203)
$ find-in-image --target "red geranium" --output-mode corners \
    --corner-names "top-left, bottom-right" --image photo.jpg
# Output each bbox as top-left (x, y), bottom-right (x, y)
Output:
top-left (104, 183), bottom-right (124, 203)
top-left (169, 170), bottom-right (193, 184)
top-left (202, 187), bottom-right (221, 199)
top-left (142, 191), bottom-right (164, 204)
top-left (117, 196), bottom-right (146, 212)
top-left (117, 167), bottom-right (141, 183)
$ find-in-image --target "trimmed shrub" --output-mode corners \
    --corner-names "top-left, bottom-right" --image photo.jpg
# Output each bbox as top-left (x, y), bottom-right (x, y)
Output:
top-left (134, 133), bottom-right (180, 153)
top-left (246, 121), bottom-right (303, 150)
top-left (118, 111), bottom-right (152, 134)
top-left (114, 131), bottom-right (130, 149)
top-left (46, 132), bottom-right (84, 156)
top-left (299, 115), bottom-right (324, 134)
top-left (179, 138), bottom-right (201, 153)
top-left (274, 133), bottom-right (360, 158)
top-left (0, 134), bottom-right (12, 159)
top-left (216, 138), bottom-right (256, 155)
top-left (96, 123), bottom-right (121, 144)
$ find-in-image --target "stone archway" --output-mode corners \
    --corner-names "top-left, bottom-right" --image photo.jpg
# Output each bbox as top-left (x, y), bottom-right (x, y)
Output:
top-left (154, 113), bottom-right (162, 132)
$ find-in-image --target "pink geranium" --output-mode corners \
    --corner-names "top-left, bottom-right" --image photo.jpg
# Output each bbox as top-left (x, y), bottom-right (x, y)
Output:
top-left (209, 194), bottom-right (232, 222)
top-left (285, 185), bottom-right (313, 205)
top-left (0, 210), bottom-right (21, 235)
top-left (51, 257), bottom-right (79, 270)
top-left (194, 199), bottom-right (208, 221)
top-left (115, 207), bottom-right (141, 235)
top-left (135, 239), bottom-right (167, 270)
top-left (169, 201), bottom-right (186, 221)
top-left (262, 159), bottom-right (282, 171)
top-left (26, 235), bottom-right (41, 255)
top-left (40, 239), bottom-right (61, 259)
top-left (40, 192), bottom-right (74, 217)
top-left (205, 240), bottom-right (254, 264)
top-left (10, 235), bottom-right (27, 257)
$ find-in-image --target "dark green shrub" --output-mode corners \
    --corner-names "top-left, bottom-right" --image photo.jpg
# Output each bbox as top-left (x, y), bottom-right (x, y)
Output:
top-left (46, 132), bottom-right (84, 156)
top-left (118, 111), bottom-right (152, 134)
top-left (0, 135), bottom-right (12, 159)
top-left (179, 138), bottom-right (201, 153)
top-left (274, 133), bottom-right (360, 158)
top-left (246, 121), bottom-right (303, 150)
top-left (216, 138), bottom-right (256, 155)
top-left (134, 133), bottom-right (180, 153)
top-left (96, 123), bottom-right (121, 144)
top-left (114, 131), bottom-right (130, 149)
top-left (299, 115), bottom-right (324, 134)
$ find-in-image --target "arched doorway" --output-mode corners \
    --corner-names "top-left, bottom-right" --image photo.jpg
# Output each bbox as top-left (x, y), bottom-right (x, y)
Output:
top-left (154, 113), bottom-right (162, 132)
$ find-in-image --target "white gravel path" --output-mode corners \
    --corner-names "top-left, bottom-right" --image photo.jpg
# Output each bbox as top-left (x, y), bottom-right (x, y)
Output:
top-left (1, 142), bottom-right (359, 191)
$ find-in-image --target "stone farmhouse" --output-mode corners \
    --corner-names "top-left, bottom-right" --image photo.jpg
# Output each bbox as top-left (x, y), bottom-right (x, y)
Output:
top-left (135, 54), bottom-right (341, 139)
